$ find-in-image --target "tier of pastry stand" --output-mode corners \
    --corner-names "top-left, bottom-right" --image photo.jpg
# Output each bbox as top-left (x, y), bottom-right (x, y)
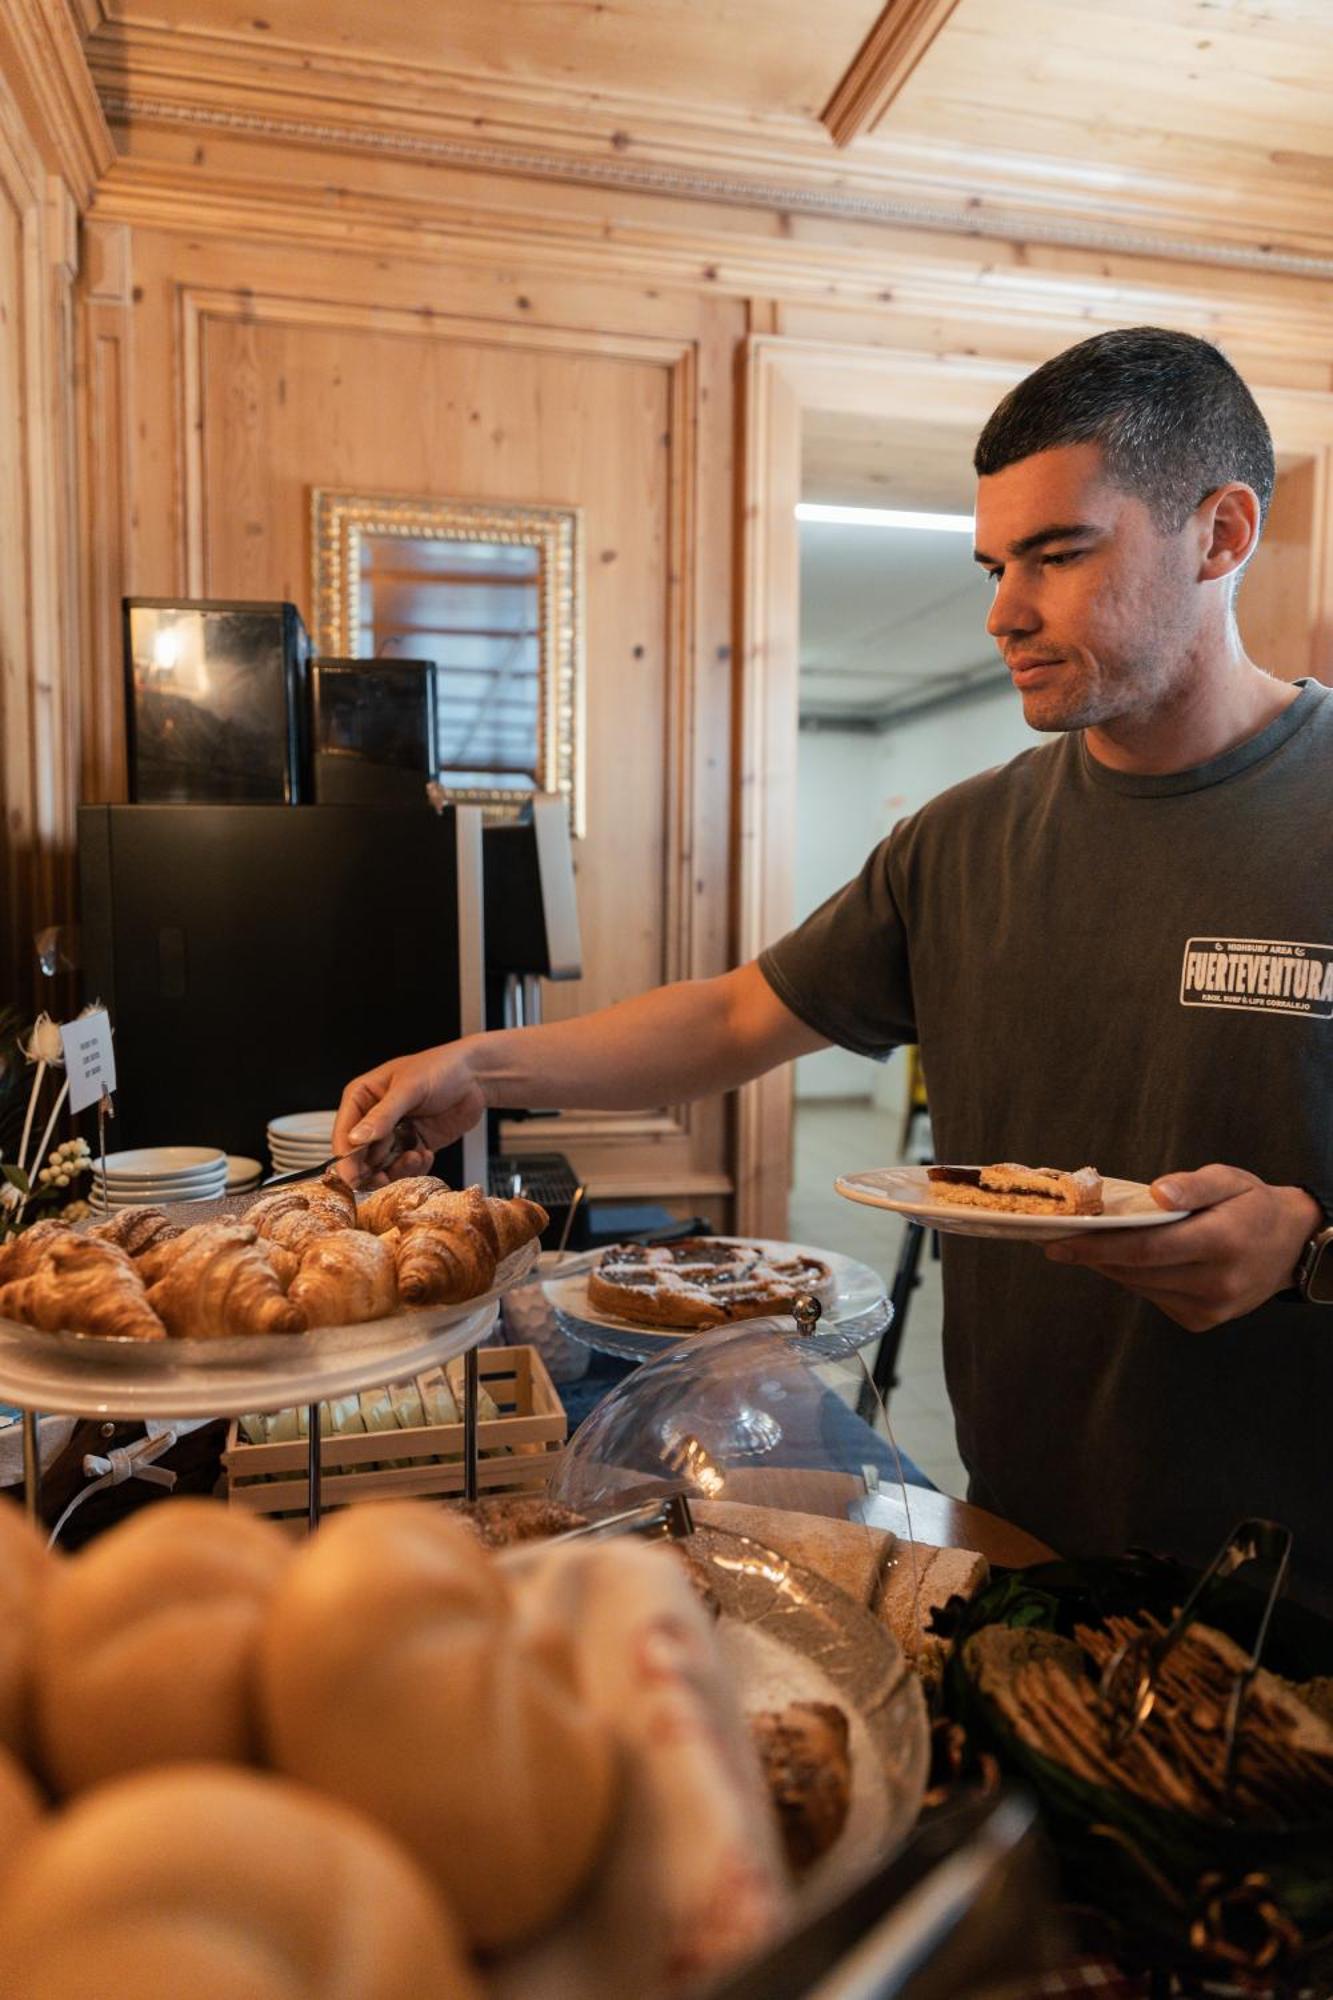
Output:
top-left (0, 1298), bottom-right (499, 1534)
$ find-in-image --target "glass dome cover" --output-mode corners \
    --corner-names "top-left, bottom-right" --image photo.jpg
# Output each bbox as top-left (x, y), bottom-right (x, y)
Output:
top-left (551, 1316), bottom-right (908, 1522)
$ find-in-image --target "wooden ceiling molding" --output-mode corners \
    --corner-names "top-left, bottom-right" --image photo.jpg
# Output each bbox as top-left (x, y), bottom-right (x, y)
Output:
top-left (84, 4), bottom-right (1333, 275)
top-left (821, 0), bottom-right (963, 148)
top-left (90, 135), bottom-right (1333, 386)
top-left (0, 0), bottom-right (113, 206)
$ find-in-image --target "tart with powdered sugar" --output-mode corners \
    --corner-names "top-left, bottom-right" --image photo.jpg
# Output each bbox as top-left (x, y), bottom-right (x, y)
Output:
top-left (587, 1237), bottom-right (833, 1330)
top-left (926, 1162), bottom-right (1103, 1216)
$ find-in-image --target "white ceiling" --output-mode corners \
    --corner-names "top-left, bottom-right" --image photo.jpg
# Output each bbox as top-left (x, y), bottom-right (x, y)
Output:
top-left (798, 517), bottom-right (1003, 728)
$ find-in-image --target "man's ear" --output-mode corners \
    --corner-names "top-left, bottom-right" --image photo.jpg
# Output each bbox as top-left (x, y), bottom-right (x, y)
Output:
top-left (1196, 482), bottom-right (1261, 581)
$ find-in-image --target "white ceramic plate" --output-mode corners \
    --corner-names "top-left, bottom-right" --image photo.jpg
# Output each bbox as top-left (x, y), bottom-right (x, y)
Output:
top-left (87, 1187), bottom-right (225, 1212)
top-left (835, 1166), bottom-right (1190, 1243)
top-left (97, 1170), bottom-right (228, 1192)
top-left (90, 1168), bottom-right (226, 1184)
top-left (224, 1156), bottom-right (264, 1189)
top-left (267, 1112), bottom-right (336, 1142)
top-left (99, 1146), bottom-right (225, 1181)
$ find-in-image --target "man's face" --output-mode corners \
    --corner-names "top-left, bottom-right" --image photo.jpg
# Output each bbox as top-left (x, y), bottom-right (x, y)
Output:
top-left (973, 441), bottom-right (1201, 734)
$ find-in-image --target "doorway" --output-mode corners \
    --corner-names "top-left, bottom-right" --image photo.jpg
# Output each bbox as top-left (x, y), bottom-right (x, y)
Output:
top-left (789, 409), bottom-right (1037, 1490)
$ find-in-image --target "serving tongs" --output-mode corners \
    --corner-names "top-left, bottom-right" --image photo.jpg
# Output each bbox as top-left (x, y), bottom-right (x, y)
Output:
top-left (258, 1126), bottom-right (415, 1190)
top-left (493, 1490), bottom-right (697, 1579)
top-left (548, 1490), bottom-right (697, 1546)
top-left (1098, 1516), bottom-right (1293, 1797)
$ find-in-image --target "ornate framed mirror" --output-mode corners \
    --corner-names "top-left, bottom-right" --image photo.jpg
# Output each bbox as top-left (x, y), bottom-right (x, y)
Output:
top-left (311, 489), bottom-right (584, 831)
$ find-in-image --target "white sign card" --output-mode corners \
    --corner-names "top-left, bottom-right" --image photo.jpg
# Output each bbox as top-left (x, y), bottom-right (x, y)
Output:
top-left (60, 1009), bottom-right (117, 1115)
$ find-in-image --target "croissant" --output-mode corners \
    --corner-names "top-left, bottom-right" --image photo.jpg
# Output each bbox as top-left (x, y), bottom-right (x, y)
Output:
top-left (357, 1176), bottom-right (448, 1235)
top-left (486, 1194), bottom-right (547, 1258)
top-left (0, 1237), bottom-right (167, 1342)
top-left (145, 1224), bottom-right (307, 1338)
top-left (409, 1189), bottom-right (547, 1261)
top-left (0, 1220), bottom-right (68, 1285)
top-left (288, 1231), bottom-right (399, 1328)
top-left (263, 1241), bottom-right (302, 1289)
top-left (392, 1214), bottom-right (497, 1307)
top-left (89, 1206), bottom-right (183, 1261)
top-left (242, 1172), bottom-right (360, 1255)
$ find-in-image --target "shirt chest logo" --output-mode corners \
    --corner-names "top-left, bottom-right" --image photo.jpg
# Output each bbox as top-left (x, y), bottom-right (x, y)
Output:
top-left (1181, 937), bottom-right (1333, 1019)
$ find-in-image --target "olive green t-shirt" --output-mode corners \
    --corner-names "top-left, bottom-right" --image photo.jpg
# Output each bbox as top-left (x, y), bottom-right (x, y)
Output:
top-left (760, 680), bottom-right (1333, 1601)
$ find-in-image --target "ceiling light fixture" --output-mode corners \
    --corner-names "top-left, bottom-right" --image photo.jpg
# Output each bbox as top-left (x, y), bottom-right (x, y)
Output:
top-left (796, 502), bottom-right (975, 534)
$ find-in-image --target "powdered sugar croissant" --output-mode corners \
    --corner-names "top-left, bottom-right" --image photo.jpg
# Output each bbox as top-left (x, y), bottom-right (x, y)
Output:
top-left (288, 1231), bottom-right (398, 1328)
top-left (242, 1172), bottom-right (360, 1255)
top-left (0, 1235), bottom-right (166, 1342)
top-left (145, 1224), bottom-right (307, 1338)
top-left (0, 1220), bottom-right (67, 1286)
top-left (89, 1206), bottom-right (183, 1261)
top-left (391, 1214), bottom-right (497, 1307)
top-left (409, 1189), bottom-right (547, 1260)
top-left (357, 1176), bottom-right (448, 1235)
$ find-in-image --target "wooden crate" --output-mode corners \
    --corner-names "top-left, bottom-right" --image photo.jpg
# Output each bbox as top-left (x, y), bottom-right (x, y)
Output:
top-left (222, 1345), bottom-right (565, 1520)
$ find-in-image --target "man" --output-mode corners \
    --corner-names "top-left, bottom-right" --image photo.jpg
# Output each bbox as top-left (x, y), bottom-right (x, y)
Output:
top-left (335, 328), bottom-right (1333, 1596)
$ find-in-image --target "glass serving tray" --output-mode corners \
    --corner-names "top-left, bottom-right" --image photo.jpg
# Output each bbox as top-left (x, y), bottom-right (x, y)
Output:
top-left (692, 1523), bottom-right (930, 1890)
top-left (0, 1194), bottom-right (536, 1419)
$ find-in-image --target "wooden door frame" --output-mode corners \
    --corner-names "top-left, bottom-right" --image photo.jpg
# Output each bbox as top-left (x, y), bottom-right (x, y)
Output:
top-left (734, 333), bottom-right (1333, 1238)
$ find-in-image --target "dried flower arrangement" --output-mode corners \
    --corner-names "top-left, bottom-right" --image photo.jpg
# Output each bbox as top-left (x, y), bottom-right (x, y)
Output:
top-left (0, 1007), bottom-right (95, 1242)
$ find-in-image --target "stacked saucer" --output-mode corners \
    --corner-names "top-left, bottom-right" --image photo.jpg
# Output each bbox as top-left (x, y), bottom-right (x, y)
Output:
top-left (87, 1146), bottom-right (227, 1214)
top-left (225, 1155), bottom-right (264, 1198)
top-left (266, 1111), bottom-right (336, 1181)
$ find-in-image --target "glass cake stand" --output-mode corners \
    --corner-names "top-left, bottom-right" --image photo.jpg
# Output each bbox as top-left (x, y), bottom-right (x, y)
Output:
top-left (542, 1237), bottom-right (892, 1364)
top-left (0, 1228), bottom-right (538, 1531)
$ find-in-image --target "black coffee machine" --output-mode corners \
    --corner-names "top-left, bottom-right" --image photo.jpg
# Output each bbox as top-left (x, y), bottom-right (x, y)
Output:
top-left (78, 801), bottom-right (487, 1192)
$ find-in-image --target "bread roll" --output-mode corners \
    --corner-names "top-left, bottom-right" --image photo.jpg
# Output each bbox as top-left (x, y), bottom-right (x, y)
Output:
top-left (0, 1763), bottom-right (480, 2000)
top-left (35, 1499), bottom-right (290, 1795)
top-left (259, 1502), bottom-right (617, 1950)
top-left (0, 1502), bottom-right (55, 1764)
top-left (0, 1744), bottom-right (42, 1889)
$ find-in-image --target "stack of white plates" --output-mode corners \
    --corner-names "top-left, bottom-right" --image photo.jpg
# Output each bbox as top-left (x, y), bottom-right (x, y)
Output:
top-left (225, 1155), bottom-right (264, 1197)
top-left (266, 1111), bottom-right (336, 1180)
top-left (87, 1146), bottom-right (227, 1214)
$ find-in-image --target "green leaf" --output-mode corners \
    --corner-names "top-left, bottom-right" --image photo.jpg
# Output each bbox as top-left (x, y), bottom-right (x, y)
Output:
top-left (1, 1164), bottom-right (30, 1193)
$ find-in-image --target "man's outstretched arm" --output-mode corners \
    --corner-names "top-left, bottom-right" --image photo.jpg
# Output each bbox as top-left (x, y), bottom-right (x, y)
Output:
top-left (333, 961), bottom-right (829, 1182)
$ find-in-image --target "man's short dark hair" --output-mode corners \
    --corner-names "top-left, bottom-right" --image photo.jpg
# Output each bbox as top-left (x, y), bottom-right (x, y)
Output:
top-left (973, 326), bottom-right (1275, 533)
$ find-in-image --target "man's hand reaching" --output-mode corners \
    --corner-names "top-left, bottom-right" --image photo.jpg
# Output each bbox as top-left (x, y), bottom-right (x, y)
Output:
top-left (1043, 1164), bottom-right (1321, 1331)
top-left (333, 1046), bottom-right (488, 1186)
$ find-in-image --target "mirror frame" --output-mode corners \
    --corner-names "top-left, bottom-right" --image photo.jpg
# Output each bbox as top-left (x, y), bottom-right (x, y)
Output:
top-left (311, 488), bottom-right (585, 833)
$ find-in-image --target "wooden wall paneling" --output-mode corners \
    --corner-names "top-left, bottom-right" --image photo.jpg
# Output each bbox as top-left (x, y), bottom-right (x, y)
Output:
top-left (1238, 457), bottom-right (1319, 686)
top-left (76, 216), bottom-right (131, 803)
top-left (0, 64), bottom-right (84, 1018)
top-left (0, 116), bottom-right (37, 1009)
top-left (90, 116), bottom-right (1333, 373)
top-left (0, 0), bottom-right (112, 209)
top-left (734, 338), bottom-right (805, 1237)
top-left (137, 256), bottom-right (737, 1201)
top-left (734, 336), bottom-right (1333, 1237)
top-left (1301, 449), bottom-right (1333, 689)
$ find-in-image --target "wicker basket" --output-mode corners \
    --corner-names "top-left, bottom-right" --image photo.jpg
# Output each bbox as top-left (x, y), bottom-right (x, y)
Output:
top-left (222, 1345), bottom-right (565, 1520)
